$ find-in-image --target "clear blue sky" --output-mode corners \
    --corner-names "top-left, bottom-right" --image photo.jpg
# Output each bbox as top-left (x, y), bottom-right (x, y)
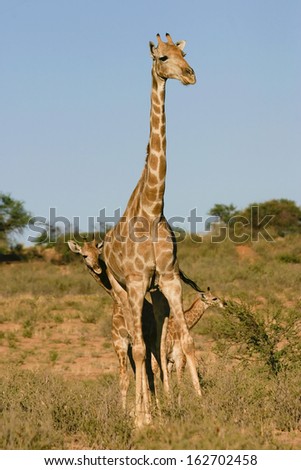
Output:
top-left (1, 0), bottom-right (300, 241)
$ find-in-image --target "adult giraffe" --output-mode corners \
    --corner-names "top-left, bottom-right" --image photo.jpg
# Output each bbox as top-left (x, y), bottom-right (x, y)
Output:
top-left (103, 33), bottom-right (200, 427)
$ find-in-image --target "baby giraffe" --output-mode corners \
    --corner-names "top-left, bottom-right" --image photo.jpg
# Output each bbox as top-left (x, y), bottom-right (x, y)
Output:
top-left (160, 289), bottom-right (223, 383)
top-left (68, 239), bottom-right (223, 406)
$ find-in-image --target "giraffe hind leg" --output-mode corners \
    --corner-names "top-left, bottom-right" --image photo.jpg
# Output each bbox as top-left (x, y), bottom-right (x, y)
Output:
top-left (127, 278), bottom-right (152, 427)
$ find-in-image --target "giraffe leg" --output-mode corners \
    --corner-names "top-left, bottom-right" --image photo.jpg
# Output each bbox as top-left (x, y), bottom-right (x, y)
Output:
top-left (160, 275), bottom-right (202, 397)
top-left (117, 346), bottom-right (129, 411)
top-left (111, 304), bottom-right (130, 411)
top-left (151, 354), bottom-right (161, 411)
top-left (173, 342), bottom-right (186, 407)
top-left (132, 338), bottom-right (151, 427)
top-left (150, 289), bottom-right (171, 395)
top-left (127, 278), bottom-right (151, 427)
top-left (173, 340), bottom-right (186, 386)
top-left (141, 299), bottom-right (156, 398)
top-left (145, 346), bottom-right (155, 396)
top-left (160, 316), bottom-right (170, 395)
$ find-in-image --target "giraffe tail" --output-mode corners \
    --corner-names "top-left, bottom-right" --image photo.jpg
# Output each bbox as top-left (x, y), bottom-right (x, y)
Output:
top-left (179, 269), bottom-right (205, 293)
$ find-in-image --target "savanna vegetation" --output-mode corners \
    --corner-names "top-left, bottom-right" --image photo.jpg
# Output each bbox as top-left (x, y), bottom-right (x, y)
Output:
top-left (1, 225), bottom-right (301, 449)
top-left (209, 199), bottom-right (301, 237)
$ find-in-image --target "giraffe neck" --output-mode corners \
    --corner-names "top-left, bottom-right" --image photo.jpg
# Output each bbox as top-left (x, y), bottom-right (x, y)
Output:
top-left (185, 298), bottom-right (207, 330)
top-left (86, 265), bottom-right (112, 295)
top-left (141, 66), bottom-right (167, 217)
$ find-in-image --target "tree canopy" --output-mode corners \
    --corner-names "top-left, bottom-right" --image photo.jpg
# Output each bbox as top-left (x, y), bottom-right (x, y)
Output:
top-left (242, 199), bottom-right (301, 235)
top-left (0, 192), bottom-right (31, 246)
top-left (209, 199), bottom-right (301, 237)
top-left (208, 203), bottom-right (238, 224)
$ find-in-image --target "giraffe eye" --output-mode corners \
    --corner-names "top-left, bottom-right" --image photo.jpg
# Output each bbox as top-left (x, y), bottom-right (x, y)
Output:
top-left (159, 56), bottom-right (168, 62)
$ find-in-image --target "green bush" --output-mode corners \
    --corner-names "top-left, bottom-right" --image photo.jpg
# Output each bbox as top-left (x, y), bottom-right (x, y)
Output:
top-left (212, 301), bottom-right (301, 375)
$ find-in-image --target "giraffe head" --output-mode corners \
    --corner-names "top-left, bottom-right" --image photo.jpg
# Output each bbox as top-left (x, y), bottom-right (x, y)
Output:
top-left (68, 239), bottom-right (103, 274)
top-left (199, 287), bottom-right (224, 309)
top-left (149, 33), bottom-right (196, 85)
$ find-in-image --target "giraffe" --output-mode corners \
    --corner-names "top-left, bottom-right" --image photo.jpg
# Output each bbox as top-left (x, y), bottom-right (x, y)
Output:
top-left (102, 33), bottom-right (199, 427)
top-left (68, 240), bottom-right (224, 411)
top-left (155, 289), bottom-right (224, 384)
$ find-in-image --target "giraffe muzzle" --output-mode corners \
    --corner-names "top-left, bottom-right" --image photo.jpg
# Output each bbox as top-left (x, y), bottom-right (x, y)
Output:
top-left (182, 67), bottom-right (196, 85)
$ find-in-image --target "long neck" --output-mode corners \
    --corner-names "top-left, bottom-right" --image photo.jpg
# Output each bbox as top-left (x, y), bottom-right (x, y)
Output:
top-left (185, 298), bottom-right (208, 330)
top-left (141, 67), bottom-right (167, 217)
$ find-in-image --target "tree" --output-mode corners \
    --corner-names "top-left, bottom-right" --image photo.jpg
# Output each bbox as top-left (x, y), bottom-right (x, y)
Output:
top-left (0, 192), bottom-right (31, 247)
top-left (208, 203), bottom-right (238, 224)
top-left (242, 199), bottom-right (301, 236)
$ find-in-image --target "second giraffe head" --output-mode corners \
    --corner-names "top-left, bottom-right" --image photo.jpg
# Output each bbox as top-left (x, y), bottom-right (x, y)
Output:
top-left (149, 33), bottom-right (196, 85)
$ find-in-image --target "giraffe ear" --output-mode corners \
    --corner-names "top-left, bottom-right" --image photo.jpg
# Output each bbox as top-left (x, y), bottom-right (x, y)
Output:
top-left (149, 41), bottom-right (157, 58)
top-left (97, 241), bottom-right (104, 253)
top-left (67, 240), bottom-right (81, 254)
top-left (176, 40), bottom-right (186, 51)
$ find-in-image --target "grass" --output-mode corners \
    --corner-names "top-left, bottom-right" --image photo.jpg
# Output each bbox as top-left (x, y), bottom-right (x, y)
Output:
top-left (0, 369), bottom-right (131, 449)
top-left (0, 235), bottom-right (301, 449)
top-left (1, 365), bottom-right (300, 449)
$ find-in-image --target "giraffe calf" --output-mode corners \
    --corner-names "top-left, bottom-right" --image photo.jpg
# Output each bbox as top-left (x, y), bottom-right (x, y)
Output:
top-left (154, 289), bottom-right (224, 384)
